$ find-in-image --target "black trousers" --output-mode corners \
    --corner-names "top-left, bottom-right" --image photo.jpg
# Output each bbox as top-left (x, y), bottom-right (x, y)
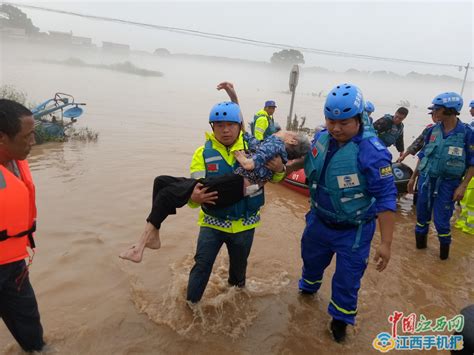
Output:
top-left (146, 174), bottom-right (244, 229)
top-left (0, 260), bottom-right (44, 352)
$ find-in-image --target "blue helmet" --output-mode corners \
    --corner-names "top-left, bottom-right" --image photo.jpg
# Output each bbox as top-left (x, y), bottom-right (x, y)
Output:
top-left (209, 101), bottom-right (242, 124)
top-left (365, 101), bottom-right (375, 113)
top-left (324, 83), bottom-right (364, 120)
top-left (470, 100), bottom-right (474, 108)
top-left (430, 92), bottom-right (463, 113)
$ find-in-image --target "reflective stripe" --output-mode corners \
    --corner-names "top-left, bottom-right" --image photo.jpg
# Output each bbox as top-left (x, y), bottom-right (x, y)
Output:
top-left (242, 214), bottom-right (260, 226)
top-left (191, 171), bottom-right (206, 179)
top-left (203, 215), bottom-right (232, 229)
top-left (330, 300), bottom-right (357, 315)
top-left (438, 233), bottom-right (451, 238)
top-left (199, 210), bottom-right (260, 233)
top-left (255, 127), bottom-right (265, 133)
top-left (204, 156), bottom-right (223, 163)
top-left (340, 193), bottom-right (364, 203)
top-left (303, 278), bottom-right (322, 285)
top-left (417, 221), bottom-right (430, 227)
top-left (248, 188), bottom-right (263, 197)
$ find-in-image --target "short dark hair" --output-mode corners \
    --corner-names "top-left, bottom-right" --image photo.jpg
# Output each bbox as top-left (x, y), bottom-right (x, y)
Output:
top-left (0, 99), bottom-right (32, 138)
top-left (396, 107), bottom-right (409, 116)
top-left (286, 133), bottom-right (311, 160)
top-left (441, 107), bottom-right (460, 116)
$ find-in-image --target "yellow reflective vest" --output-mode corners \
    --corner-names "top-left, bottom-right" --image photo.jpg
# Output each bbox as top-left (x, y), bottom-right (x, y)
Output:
top-left (189, 131), bottom-right (285, 233)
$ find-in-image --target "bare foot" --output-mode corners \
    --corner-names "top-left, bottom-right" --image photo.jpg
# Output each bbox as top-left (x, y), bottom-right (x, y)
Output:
top-left (119, 223), bottom-right (161, 263)
top-left (234, 150), bottom-right (254, 170)
top-left (119, 245), bottom-right (144, 263)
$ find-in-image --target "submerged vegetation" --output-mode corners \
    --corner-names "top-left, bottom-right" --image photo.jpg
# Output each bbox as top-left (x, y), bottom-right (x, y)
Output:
top-left (33, 125), bottom-right (99, 144)
top-left (68, 127), bottom-right (99, 142)
top-left (46, 58), bottom-right (164, 77)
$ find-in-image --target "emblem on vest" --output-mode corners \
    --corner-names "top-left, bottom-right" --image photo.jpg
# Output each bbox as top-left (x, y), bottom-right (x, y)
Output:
top-left (311, 146), bottom-right (318, 157)
top-left (429, 134), bottom-right (437, 142)
top-left (448, 146), bottom-right (462, 157)
top-left (337, 174), bottom-right (360, 188)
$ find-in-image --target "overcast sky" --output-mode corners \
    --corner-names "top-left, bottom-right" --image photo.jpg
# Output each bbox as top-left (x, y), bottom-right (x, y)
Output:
top-left (9, 0), bottom-right (474, 77)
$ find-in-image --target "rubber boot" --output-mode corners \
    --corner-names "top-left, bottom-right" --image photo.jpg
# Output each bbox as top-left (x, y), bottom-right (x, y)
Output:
top-left (298, 279), bottom-right (316, 296)
top-left (330, 318), bottom-right (347, 343)
top-left (415, 233), bottom-right (427, 249)
top-left (299, 289), bottom-right (316, 296)
top-left (440, 244), bottom-right (450, 260)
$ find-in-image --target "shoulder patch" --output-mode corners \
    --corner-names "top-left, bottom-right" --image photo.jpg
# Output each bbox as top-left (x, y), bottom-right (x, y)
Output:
top-left (379, 165), bottom-right (393, 178)
top-left (369, 137), bottom-right (386, 151)
top-left (206, 163), bottom-right (219, 172)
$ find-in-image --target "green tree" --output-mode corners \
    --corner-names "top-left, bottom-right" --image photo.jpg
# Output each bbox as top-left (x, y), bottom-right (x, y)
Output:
top-left (270, 49), bottom-right (305, 66)
top-left (0, 4), bottom-right (39, 34)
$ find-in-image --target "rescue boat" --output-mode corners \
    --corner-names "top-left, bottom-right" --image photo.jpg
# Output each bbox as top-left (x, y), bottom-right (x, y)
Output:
top-left (283, 162), bottom-right (413, 196)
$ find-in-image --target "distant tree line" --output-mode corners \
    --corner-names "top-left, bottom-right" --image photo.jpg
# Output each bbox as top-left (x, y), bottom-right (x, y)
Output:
top-left (0, 4), bottom-right (39, 34)
top-left (270, 49), bottom-right (305, 66)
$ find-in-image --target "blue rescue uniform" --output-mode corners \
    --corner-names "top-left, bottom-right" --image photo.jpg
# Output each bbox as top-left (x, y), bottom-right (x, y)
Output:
top-left (415, 120), bottom-right (474, 245)
top-left (299, 128), bottom-right (397, 325)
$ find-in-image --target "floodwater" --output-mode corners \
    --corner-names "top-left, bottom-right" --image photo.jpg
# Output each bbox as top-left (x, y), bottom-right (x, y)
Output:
top-left (1, 42), bottom-right (473, 354)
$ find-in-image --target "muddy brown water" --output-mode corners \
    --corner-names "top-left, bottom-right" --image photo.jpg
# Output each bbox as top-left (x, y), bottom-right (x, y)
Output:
top-left (1, 42), bottom-right (473, 354)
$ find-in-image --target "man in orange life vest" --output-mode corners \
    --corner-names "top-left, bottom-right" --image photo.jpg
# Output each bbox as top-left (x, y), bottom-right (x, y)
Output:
top-left (0, 99), bottom-right (45, 351)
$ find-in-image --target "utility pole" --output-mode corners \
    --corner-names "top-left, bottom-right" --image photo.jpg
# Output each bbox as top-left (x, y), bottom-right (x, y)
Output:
top-left (460, 62), bottom-right (470, 96)
top-left (287, 64), bottom-right (300, 130)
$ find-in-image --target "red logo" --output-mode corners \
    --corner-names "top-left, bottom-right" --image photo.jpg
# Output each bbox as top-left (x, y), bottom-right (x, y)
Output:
top-left (312, 146), bottom-right (318, 157)
top-left (207, 163), bottom-right (218, 172)
top-left (430, 135), bottom-right (437, 142)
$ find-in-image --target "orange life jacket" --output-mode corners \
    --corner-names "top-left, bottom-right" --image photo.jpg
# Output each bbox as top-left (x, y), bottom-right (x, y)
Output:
top-left (0, 160), bottom-right (37, 265)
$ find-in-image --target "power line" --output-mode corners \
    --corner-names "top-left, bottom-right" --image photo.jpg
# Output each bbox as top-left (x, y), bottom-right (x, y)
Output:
top-left (7, 2), bottom-right (466, 69)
